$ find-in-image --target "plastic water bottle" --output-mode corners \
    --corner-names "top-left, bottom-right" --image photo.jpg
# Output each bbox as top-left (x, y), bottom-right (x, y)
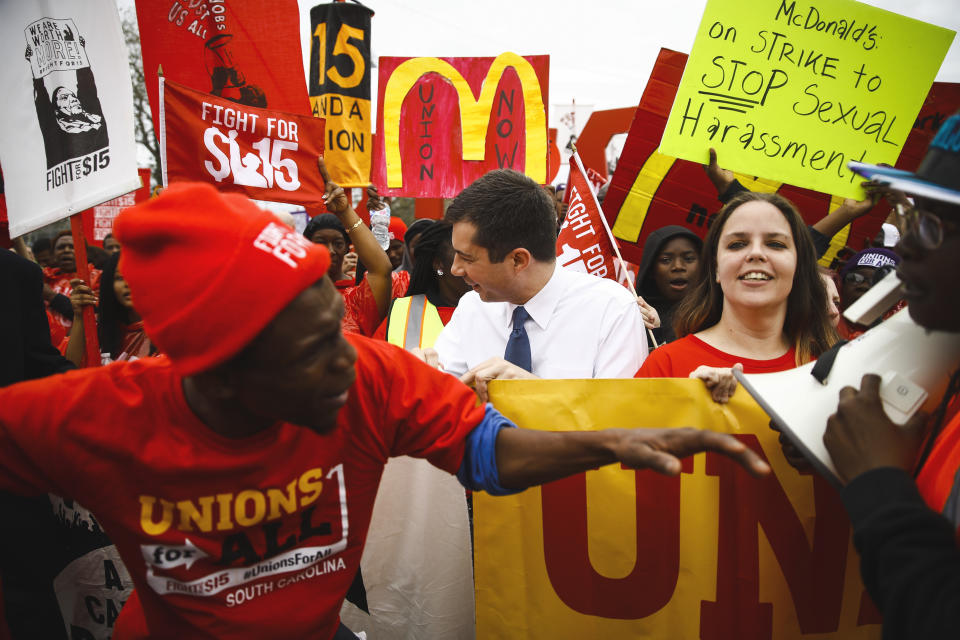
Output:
top-left (370, 205), bottom-right (391, 250)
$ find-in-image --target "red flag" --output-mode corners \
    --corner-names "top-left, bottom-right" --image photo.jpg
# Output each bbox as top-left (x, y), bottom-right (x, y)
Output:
top-left (80, 168), bottom-right (151, 246)
top-left (584, 166), bottom-right (606, 193)
top-left (557, 152), bottom-right (634, 291)
top-left (135, 0), bottom-right (310, 130)
top-left (161, 78), bottom-right (326, 206)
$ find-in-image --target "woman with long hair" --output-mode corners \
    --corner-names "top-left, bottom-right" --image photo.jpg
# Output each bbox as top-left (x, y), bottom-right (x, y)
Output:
top-left (65, 253), bottom-right (155, 366)
top-left (636, 191), bottom-right (839, 398)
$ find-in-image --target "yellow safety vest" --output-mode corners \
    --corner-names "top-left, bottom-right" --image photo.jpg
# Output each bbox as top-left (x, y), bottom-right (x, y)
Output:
top-left (386, 295), bottom-right (446, 350)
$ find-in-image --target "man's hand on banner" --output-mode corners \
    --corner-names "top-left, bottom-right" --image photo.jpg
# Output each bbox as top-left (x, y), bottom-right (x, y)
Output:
top-left (637, 296), bottom-right (661, 329)
top-left (703, 147), bottom-right (735, 196)
top-left (24, 45), bottom-right (32, 61)
top-left (318, 158), bottom-right (349, 215)
top-left (610, 427), bottom-right (771, 477)
top-left (461, 357), bottom-right (537, 404)
top-left (495, 425), bottom-right (771, 490)
top-left (689, 363), bottom-right (742, 404)
top-left (823, 374), bottom-right (928, 484)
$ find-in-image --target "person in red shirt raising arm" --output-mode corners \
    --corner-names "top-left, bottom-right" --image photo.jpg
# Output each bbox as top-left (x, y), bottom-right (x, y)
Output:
top-left (0, 179), bottom-right (768, 640)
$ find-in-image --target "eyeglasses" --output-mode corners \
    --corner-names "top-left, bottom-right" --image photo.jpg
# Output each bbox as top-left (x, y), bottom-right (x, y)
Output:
top-left (843, 264), bottom-right (897, 287)
top-left (843, 271), bottom-right (869, 286)
top-left (895, 204), bottom-right (949, 250)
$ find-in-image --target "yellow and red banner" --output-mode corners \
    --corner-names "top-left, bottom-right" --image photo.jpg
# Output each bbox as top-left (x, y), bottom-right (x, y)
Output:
top-left (475, 378), bottom-right (882, 639)
top-left (135, 0), bottom-right (310, 130)
top-left (372, 53), bottom-right (549, 197)
top-left (161, 78), bottom-right (325, 206)
top-left (604, 48), bottom-right (960, 268)
top-left (308, 3), bottom-right (373, 187)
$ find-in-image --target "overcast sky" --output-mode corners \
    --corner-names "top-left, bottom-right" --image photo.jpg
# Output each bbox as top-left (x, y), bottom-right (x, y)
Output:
top-left (118, 0), bottom-right (958, 177)
top-left (297, 0), bottom-right (960, 116)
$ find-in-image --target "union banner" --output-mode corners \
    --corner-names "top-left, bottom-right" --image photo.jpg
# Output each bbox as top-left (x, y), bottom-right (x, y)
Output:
top-left (372, 53), bottom-right (549, 197)
top-left (475, 378), bottom-right (882, 639)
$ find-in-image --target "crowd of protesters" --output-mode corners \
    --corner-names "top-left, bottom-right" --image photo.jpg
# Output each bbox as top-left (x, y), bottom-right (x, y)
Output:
top-left (1, 107), bottom-right (959, 639)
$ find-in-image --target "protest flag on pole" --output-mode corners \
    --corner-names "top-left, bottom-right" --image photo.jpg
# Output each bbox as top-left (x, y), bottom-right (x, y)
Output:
top-left (558, 150), bottom-right (656, 346)
top-left (0, 0), bottom-right (141, 239)
top-left (308, 2), bottom-right (374, 187)
top-left (160, 77), bottom-right (327, 206)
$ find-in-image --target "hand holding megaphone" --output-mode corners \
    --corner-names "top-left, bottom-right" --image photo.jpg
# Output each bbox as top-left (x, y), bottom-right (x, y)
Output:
top-left (824, 374), bottom-right (929, 484)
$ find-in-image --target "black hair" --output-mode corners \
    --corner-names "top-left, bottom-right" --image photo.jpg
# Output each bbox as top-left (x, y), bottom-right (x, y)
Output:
top-left (408, 221), bottom-right (454, 299)
top-left (97, 253), bottom-right (132, 360)
top-left (32, 236), bottom-right (52, 254)
top-left (404, 218), bottom-right (435, 249)
top-left (302, 214), bottom-right (349, 245)
top-left (444, 169), bottom-right (557, 262)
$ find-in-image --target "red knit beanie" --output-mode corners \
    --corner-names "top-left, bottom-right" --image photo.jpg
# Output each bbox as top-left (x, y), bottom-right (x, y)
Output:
top-left (114, 182), bottom-right (331, 375)
top-left (388, 216), bottom-right (407, 242)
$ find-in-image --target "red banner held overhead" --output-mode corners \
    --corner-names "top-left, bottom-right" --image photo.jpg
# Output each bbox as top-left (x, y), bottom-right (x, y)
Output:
top-left (161, 78), bottom-right (326, 206)
top-left (80, 167), bottom-right (151, 246)
top-left (372, 53), bottom-right (549, 197)
top-left (557, 152), bottom-right (633, 291)
top-left (135, 0), bottom-right (310, 130)
top-left (604, 49), bottom-right (960, 268)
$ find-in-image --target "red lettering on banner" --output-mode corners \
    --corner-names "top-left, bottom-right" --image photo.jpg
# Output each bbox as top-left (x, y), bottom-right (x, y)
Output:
top-left (700, 435), bottom-right (852, 638)
top-left (540, 458), bottom-right (693, 619)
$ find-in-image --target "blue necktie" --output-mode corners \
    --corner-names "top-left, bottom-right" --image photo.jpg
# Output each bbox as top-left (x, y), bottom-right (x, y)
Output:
top-left (504, 306), bottom-right (532, 372)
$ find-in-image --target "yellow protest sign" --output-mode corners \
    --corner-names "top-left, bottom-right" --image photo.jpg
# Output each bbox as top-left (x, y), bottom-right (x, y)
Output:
top-left (475, 378), bottom-right (881, 639)
top-left (659, 0), bottom-right (955, 199)
top-left (308, 3), bottom-right (373, 187)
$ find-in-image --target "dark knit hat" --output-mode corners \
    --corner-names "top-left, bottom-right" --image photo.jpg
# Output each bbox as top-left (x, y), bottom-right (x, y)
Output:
top-left (114, 183), bottom-right (331, 375)
top-left (839, 247), bottom-right (900, 280)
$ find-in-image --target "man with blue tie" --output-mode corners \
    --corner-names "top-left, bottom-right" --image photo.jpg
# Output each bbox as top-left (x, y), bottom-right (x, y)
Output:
top-left (432, 169), bottom-right (647, 401)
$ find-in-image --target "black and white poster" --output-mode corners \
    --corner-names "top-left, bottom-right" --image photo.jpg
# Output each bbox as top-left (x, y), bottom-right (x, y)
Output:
top-left (0, 1), bottom-right (139, 238)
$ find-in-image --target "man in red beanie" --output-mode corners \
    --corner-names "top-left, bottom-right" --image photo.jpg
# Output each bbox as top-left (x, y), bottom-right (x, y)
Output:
top-left (0, 177), bottom-right (769, 639)
top-left (386, 216), bottom-right (407, 270)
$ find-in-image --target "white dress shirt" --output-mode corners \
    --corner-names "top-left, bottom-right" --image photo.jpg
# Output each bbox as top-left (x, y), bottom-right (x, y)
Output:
top-left (434, 263), bottom-right (647, 379)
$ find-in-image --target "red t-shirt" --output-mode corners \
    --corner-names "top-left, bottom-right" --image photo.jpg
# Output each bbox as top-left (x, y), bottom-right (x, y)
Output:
top-left (0, 334), bottom-right (484, 639)
top-left (342, 271), bottom-right (411, 336)
top-left (917, 411), bottom-right (960, 538)
top-left (635, 334), bottom-right (798, 378)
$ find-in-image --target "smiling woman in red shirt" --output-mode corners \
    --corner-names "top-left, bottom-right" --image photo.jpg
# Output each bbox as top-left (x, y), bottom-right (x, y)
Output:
top-left (636, 191), bottom-right (839, 395)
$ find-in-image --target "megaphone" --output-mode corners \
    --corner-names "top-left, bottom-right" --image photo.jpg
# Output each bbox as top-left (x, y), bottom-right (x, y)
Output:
top-left (734, 270), bottom-right (960, 487)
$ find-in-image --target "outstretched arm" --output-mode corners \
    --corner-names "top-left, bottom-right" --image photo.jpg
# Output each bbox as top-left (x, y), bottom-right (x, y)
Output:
top-left (494, 423), bottom-right (770, 490)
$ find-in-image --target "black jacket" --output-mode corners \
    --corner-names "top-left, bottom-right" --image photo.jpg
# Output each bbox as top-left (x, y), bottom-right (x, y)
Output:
top-left (0, 250), bottom-right (74, 387)
top-left (636, 225), bottom-right (703, 346)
